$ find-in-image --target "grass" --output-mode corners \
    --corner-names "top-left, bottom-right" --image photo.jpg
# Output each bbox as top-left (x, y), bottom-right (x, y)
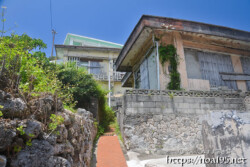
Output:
top-left (110, 119), bottom-right (124, 143)
top-left (64, 105), bottom-right (77, 113)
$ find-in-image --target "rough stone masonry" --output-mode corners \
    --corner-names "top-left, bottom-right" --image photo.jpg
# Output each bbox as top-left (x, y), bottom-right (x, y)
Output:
top-left (117, 90), bottom-right (250, 167)
top-left (0, 90), bottom-right (97, 167)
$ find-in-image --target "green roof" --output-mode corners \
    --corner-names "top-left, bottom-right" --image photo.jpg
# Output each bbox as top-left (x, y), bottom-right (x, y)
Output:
top-left (64, 33), bottom-right (123, 48)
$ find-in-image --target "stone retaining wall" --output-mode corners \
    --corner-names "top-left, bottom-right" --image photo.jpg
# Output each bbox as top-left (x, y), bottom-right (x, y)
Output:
top-left (118, 90), bottom-right (250, 166)
top-left (0, 91), bottom-right (97, 167)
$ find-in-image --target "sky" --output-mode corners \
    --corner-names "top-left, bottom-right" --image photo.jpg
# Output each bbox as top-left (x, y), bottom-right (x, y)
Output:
top-left (0, 0), bottom-right (250, 57)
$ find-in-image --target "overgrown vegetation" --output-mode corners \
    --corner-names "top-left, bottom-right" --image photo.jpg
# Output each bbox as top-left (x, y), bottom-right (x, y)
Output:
top-left (110, 119), bottom-right (123, 143)
top-left (0, 34), bottom-right (46, 93)
top-left (95, 125), bottom-right (105, 142)
top-left (0, 33), bottom-right (115, 141)
top-left (159, 44), bottom-right (181, 90)
top-left (57, 63), bottom-right (115, 131)
top-left (0, 0), bottom-right (114, 135)
top-left (57, 63), bottom-right (103, 108)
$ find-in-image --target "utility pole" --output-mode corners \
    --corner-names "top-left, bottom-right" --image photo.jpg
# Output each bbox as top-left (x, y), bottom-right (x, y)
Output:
top-left (51, 29), bottom-right (57, 60)
top-left (108, 57), bottom-right (111, 107)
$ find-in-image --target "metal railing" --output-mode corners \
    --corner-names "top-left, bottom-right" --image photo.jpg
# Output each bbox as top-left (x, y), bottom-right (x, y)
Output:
top-left (92, 72), bottom-right (125, 81)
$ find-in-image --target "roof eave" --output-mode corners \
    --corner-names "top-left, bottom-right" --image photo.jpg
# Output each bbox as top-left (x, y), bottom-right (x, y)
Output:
top-left (115, 15), bottom-right (250, 71)
top-left (55, 44), bottom-right (122, 52)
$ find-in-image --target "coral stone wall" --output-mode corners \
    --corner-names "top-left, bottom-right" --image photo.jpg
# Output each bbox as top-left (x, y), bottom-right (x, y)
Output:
top-left (118, 90), bottom-right (250, 166)
top-left (0, 91), bottom-right (97, 167)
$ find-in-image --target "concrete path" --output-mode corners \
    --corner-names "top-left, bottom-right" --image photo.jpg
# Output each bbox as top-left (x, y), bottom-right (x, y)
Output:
top-left (126, 151), bottom-right (207, 167)
top-left (96, 129), bottom-right (128, 167)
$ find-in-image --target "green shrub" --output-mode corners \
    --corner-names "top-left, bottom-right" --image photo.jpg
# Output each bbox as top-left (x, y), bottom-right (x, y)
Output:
top-left (95, 125), bottom-right (105, 141)
top-left (19, 52), bottom-right (74, 105)
top-left (57, 63), bottom-right (105, 107)
top-left (57, 63), bottom-right (115, 131)
top-left (98, 96), bottom-right (115, 131)
top-left (0, 34), bottom-right (46, 92)
top-left (0, 34), bottom-right (115, 139)
top-left (0, 34), bottom-right (74, 106)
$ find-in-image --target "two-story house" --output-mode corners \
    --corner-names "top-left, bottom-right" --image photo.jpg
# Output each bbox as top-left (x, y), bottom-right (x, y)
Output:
top-left (55, 33), bottom-right (127, 106)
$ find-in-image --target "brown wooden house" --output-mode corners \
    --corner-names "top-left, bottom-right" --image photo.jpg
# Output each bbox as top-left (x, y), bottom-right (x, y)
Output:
top-left (115, 15), bottom-right (250, 91)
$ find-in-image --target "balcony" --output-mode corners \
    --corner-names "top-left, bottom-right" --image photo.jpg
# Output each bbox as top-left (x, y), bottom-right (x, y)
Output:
top-left (93, 72), bottom-right (125, 81)
top-left (112, 71), bottom-right (125, 81)
top-left (93, 73), bottom-right (108, 81)
top-left (67, 58), bottom-right (125, 82)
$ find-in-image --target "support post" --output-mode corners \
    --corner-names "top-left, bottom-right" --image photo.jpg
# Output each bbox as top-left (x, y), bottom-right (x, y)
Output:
top-left (156, 41), bottom-right (160, 90)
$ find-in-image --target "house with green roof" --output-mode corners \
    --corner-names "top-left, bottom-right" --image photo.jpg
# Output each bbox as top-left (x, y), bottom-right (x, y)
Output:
top-left (55, 33), bottom-right (127, 106)
top-left (63, 33), bottom-right (123, 48)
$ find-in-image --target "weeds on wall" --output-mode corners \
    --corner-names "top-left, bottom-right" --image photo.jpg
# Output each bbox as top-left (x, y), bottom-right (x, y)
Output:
top-left (159, 44), bottom-right (181, 90)
top-left (0, 105), bottom-right (3, 117)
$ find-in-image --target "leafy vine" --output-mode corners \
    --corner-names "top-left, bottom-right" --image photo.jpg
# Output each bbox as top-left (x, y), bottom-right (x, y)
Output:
top-left (159, 44), bottom-right (181, 90)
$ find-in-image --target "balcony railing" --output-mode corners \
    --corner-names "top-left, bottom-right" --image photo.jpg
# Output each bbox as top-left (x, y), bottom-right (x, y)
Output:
top-left (93, 72), bottom-right (125, 81)
top-left (112, 72), bottom-right (125, 81)
top-left (93, 74), bottom-right (108, 81)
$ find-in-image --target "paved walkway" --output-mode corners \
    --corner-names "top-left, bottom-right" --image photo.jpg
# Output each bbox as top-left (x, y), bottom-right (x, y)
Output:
top-left (96, 129), bottom-right (128, 167)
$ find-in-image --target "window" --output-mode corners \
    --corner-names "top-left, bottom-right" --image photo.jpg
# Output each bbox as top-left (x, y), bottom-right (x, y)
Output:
top-left (184, 48), bottom-right (237, 90)
top-left (90, 61), bottom-right (102, 75)
top-left (133, 48), bottom-right (158, 89)
top-left (68, 57), bottom-right (80, 62)
top-left (78, 61), bottom-right (88, 71)
top-left (67, 57), bottom-right (103, 75)
top-left (140, 58), bottom-right (149, 89)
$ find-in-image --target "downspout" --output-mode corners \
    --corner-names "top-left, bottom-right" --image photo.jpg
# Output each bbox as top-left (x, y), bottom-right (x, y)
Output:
top-left (156, 41), bottom-right (160, 90)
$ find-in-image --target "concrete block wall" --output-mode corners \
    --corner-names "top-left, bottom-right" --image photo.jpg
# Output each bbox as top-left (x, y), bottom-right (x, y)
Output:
top-left (123, 90), bottom-right (246, 116)
top-left (111, 97), bottom-right (122, 111)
